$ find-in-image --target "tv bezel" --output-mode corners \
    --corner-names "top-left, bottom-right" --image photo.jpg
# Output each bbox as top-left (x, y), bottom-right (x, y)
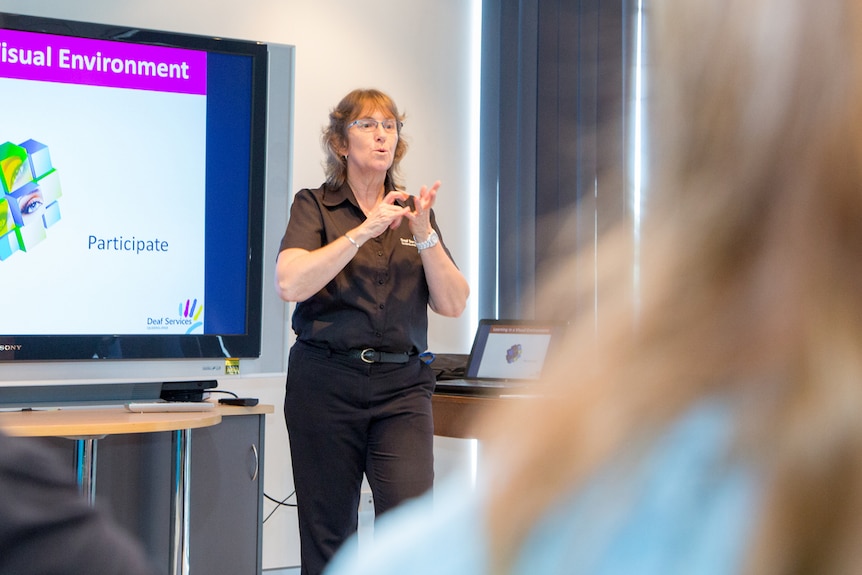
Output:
top-left (0, 12), bottom-right (268, 362)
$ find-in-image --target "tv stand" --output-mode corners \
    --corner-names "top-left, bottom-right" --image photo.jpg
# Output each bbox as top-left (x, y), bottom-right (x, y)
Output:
top-left (0, 404), bottom-right (273, 575)
top-left (0, 407), bottom-right (222, 575)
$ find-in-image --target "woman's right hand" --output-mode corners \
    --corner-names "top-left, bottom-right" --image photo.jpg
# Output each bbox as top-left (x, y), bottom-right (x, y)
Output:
top-left (354, 190), bottom-right (411, 243)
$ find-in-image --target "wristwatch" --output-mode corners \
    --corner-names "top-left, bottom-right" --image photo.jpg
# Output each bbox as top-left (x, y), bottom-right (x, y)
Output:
top-left (415, 230), bottom-right (439, 252)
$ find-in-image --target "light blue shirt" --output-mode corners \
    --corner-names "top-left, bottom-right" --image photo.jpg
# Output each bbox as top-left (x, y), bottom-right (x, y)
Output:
top-left (325, 401), bottom-right (759, 575)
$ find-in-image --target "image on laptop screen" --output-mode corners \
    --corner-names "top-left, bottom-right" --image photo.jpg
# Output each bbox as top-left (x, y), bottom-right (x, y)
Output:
top-left (472, 322), bottom-right (556, 380)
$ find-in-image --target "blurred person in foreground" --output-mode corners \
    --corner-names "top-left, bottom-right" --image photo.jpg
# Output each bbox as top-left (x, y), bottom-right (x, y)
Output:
top-left (324, 0), bottom-right (862, 573)
top-left (0, 430), bottom-right (156, 575)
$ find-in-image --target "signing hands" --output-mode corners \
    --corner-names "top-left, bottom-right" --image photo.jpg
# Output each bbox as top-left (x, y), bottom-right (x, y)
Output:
top-left (360, 181), bottom-right (440, 239)
top-left (361, 190), bottom-right (411, 236)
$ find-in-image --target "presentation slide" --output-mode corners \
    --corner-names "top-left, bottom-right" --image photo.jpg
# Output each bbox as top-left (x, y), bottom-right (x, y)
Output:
top-left (0, 29), bottom-right (210, 335)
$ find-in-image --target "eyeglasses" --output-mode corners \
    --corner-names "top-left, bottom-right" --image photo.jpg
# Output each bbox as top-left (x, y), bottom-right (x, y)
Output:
top-left (348, 118), bottom-right (402, 133)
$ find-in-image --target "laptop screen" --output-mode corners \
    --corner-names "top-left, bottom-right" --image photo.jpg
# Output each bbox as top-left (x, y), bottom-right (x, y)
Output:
top-left (465, 320), bottom-right (566, 381)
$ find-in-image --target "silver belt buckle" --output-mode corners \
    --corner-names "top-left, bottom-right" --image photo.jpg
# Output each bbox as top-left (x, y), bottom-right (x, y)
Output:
top-left (360, 348), bottom-right (376, 363)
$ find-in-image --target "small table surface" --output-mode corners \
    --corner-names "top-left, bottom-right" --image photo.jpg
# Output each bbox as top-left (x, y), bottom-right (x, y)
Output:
top-left (0, 404), bottom-right (274, 438)
top-left (0, 407), bottom-right (223, 438)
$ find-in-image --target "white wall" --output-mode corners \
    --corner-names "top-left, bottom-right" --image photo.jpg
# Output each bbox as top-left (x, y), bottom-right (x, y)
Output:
top-left (0, 1), bottom-right (479, 569)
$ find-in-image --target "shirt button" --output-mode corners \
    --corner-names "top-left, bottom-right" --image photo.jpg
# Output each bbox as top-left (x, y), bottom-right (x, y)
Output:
top-left (377, 251), bottom-right (383, 257)
top-left (378, 279), bottom-right (384, 285)
top-left (379, 304), bottom-right (385, 309)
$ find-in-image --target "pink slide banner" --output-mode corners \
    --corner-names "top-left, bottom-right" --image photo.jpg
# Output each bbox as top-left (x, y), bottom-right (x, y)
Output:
top-left (0, 28), bottom-right (206, 95)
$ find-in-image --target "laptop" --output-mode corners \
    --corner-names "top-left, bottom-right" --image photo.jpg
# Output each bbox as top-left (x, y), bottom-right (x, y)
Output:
top-left (433, 319), bottom-right (567, 395)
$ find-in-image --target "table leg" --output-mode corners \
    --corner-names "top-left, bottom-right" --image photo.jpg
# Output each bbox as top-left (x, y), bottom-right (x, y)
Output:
top-left (170, 428), bottom-right (192, 575)
top-left (74, 437), bottom-right (98, 506)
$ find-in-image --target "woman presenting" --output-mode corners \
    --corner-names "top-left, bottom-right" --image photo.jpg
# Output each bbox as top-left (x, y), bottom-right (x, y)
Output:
top-left (275, 88), bottom-right (469, 575)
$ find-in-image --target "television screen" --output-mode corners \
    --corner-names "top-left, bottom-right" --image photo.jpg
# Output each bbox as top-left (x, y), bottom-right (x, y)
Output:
top-left (0, 12), bottom-right (267, 362)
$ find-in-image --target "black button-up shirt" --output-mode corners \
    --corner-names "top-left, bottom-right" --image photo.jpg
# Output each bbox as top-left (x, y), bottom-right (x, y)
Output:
top-left (278, 182), bottom-right (457, 354)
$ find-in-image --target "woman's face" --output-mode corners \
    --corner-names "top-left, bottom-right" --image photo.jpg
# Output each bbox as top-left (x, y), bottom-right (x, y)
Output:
top-left (343, 107), bottom-right (399, 178)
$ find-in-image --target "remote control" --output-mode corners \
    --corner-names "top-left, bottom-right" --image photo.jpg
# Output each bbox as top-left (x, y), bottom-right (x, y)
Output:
top-left (218, 397), bottom-right (259, 407)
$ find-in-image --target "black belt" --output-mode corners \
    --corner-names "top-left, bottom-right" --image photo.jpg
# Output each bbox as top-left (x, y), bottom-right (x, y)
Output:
top-left (342, 348), bottom-right (411, 364)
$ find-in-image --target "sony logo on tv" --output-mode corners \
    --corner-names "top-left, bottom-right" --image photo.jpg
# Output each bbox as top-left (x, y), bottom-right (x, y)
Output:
top-left (0, 345), bottom-right (23, 351)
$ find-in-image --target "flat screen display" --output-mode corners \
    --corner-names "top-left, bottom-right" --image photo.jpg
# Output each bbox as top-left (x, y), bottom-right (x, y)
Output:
top-left (0, 12), bottom-right (267, 361)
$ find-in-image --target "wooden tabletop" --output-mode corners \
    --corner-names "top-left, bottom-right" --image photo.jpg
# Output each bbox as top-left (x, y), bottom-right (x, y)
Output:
top-left (0, 407), bottom-right (223, 438)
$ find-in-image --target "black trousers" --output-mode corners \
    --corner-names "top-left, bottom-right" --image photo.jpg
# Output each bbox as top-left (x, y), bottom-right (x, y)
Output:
top-left (284, 341), bottom-right (436, 575)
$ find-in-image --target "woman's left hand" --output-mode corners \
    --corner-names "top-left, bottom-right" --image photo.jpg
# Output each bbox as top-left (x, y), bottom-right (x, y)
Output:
top-left (407, 180), bottom-right (440, 239)
top-left (402, 180), bottom-right (469, 317)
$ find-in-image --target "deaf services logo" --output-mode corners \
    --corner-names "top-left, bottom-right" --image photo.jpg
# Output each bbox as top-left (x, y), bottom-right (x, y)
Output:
top-left (180, 298), bottom-right (203, 334)
top-left (146, 298), bottom-right (203, 333)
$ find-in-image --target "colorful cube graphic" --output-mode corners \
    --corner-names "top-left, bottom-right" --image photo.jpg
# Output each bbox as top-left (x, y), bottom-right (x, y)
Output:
top-left (0, 139), bottom-right (62, 261)
top-left (43, 201), bottom-right (61, 228)
top-left (0, 197), bottom-right (13, 236)
top-left (21, 139), bottom-right (54, 180)
top-left (0, 229), bottom-right (19, 261)
top-left (17, 217), bottom-right (47, 251)
top-left (35, 169), bottom-right (62, 204)
top-left (0, 142), bottom-right (33, 194)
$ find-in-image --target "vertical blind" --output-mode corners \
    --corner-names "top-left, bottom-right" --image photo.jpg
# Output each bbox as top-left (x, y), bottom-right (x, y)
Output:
top-left (479, 0), bottom-right (638, 320)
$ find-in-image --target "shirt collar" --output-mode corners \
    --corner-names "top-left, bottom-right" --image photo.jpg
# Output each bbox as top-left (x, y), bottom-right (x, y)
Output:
top-left (321, 181), bottom-right (355, 208)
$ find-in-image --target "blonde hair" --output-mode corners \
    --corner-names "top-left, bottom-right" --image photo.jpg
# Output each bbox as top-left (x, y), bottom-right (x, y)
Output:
top-left (482, 0), bottom-right (862, 572)
top-left (321, 88), bottom-right (408, 189)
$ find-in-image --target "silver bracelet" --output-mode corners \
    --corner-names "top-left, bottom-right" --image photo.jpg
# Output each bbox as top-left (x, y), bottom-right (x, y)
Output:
top-left (344, 233), bottom-right (360, 249)
top-left (414, 230), bottom-right (439, 252)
